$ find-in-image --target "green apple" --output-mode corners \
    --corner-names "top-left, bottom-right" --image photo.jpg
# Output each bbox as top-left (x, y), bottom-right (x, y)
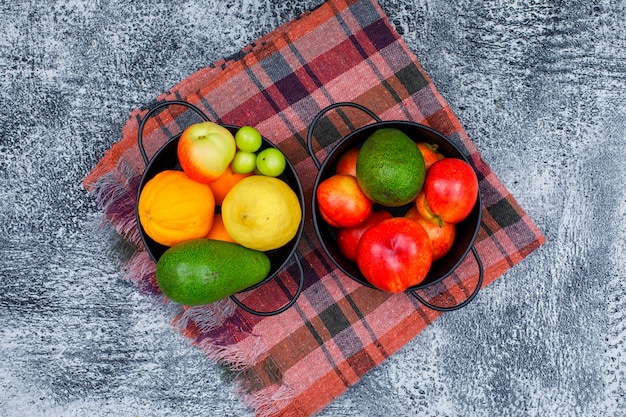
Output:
top-left (232, 151), bottom-right (257, 174)
top-left (235, 126), bottom-right (263, 153)
top-left (256, 148), bottom-right (286, 177)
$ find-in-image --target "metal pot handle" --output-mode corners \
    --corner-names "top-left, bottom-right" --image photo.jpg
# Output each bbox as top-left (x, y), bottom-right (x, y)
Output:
top-left (137, 100), bottom-right (210, 166)
top-left (306, 102), bottom-right (382, 169)
top-left (229, 253), bottom-right (305, 316)
top-left (408, 246), bottom-right (484, 312)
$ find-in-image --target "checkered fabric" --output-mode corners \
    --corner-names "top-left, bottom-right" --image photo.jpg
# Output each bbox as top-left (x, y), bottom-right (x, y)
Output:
top-left (84, 0), bottom-right (545, 415)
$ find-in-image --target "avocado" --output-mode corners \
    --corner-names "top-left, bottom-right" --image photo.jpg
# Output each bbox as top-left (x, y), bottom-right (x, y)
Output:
top-left (156, 239), bottom-right (271, 306)
top-left (356, 128), bottom-right (425, 207)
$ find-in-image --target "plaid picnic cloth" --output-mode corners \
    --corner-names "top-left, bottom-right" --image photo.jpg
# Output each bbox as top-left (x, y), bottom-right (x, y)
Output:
top-left (84, 0), bottom-right (545, 415)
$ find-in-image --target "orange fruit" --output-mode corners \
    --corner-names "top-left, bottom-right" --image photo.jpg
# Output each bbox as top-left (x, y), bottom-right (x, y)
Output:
top-left (417, 142), bottom-right (444, 170)
top-left (206, 214), bottom-right (236, 243)
top-left (209, 164), bottom-right (253, 205)
top-left (137, 170), bottom-right (215, 247)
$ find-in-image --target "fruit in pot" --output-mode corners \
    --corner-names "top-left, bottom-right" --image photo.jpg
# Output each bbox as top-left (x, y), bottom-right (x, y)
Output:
top-left (235, 126), bottom-right (263, 152)
top-left (206, 214), bottom-right (235, 243)
top-left (137, 170), bottom-right (215, 247)
top-left (337, 210), bottom-right (392, 261)
top-left (405, 205), bottom-right (456, 261)
top-left (256, 147), bottom-right (286, 177)
top-left (177, 121), bottom-right (237, 183)
top-left (356, 217), bottom-right (433, 292)
top-left (221, 176), bottom-right (301, 251)
top-left (317, 174), bottom-right (373, 228)
top-left (232, 150), bottom-right (257, 174)
top-left (416, 142), bottom-right (444, 170)
top-left (356, 128), bottom-right (426, 207)
top-left (335, 147), bottom-right (360, 177)
top-left (417, 158), bottom-right (479, 225)
top-left (156, 239), bottom-right (271, 306)
top-left (208, 164), bottom-right (253, 206)
top-left (319, 209), bottom-right (341, 228)
top-left (415, 191), bottom-right (440, 226)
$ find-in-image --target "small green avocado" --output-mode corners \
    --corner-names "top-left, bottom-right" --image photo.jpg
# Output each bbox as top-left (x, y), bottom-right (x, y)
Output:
top-left (156, 239), bottom-right (271, 306)
top-left (356, 128), bottom-right (426, 207)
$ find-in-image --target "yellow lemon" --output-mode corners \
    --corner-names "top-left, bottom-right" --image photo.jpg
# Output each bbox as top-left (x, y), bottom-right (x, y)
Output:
top-left (221, 176), bottom-right (301, 251)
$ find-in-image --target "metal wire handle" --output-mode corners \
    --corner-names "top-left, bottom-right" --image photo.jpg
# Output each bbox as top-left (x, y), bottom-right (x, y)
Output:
top-left (409, 246), bottom-right (484, 312)
top-left (229, 254), bottom-right (305, 316)
top-left (306, 102), bottom-right (382, 169)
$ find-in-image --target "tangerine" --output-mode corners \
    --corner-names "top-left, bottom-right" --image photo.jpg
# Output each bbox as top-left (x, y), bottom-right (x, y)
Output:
top-left (206, 214), bottom-right (236, 243)
top-left (209, 164), bottom-right (253, 205)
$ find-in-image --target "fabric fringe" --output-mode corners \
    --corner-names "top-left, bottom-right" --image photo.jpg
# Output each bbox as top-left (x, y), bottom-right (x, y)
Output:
top-left (124, 250), bottom-right (160, 296)
top-left (240, 383), bottom-right (299, 417)
top-left (89, 166), bottom-right (143, 247)
top-left (171, 310), bottom-right (303, 417)
top-left (195, 330), bottom-right (267, 371)
top-left (173, 299), bottom-right (237, 334)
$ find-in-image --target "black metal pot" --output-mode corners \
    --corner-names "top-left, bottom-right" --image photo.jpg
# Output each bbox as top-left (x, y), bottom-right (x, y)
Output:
top-left (136, 100), bottom-right (305, 316)
top-left (307, 102), bottom-right (483, 312)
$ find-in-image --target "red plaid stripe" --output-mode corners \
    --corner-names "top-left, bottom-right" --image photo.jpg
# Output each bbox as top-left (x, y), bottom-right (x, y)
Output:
top-left (84, 0), bottom-right (545, 416)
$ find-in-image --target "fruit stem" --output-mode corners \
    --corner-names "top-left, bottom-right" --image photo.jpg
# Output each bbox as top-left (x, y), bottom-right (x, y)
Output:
top-left (426, 143), bottom-right (439, 151)
top-left (436, 215), bottom-right (444, 228)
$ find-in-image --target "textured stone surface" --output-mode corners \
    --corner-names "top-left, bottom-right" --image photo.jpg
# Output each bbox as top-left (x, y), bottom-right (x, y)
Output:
top-left (1, 1), bottom-right (624, 416)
